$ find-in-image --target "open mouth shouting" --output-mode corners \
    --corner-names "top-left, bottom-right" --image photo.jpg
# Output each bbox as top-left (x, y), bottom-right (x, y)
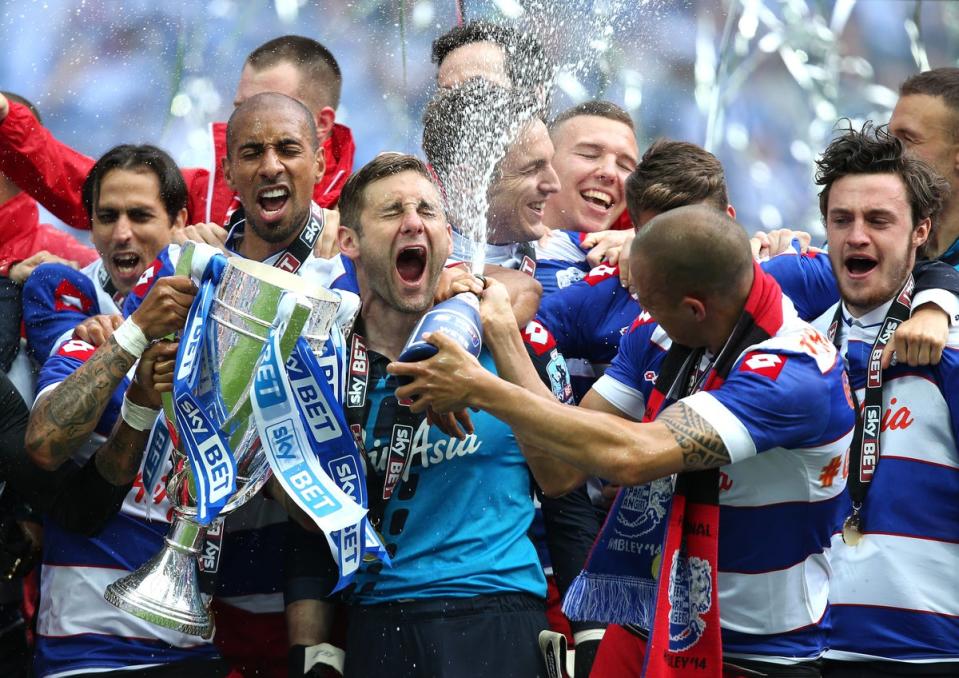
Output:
top-left (396, 245), bottom-right (428, 286)
top-left (581, 189), bottom-right (615, 212)
top-left (112, 251), bottom-right (142, 279)
top-left (256, 185), bottom-right (291, 223)
top-left (843, 254), bottom-right (879, 279)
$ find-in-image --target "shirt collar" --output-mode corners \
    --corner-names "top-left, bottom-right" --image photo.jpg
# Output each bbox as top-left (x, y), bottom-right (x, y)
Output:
top-left (841, 298), bottom-right (895, 329)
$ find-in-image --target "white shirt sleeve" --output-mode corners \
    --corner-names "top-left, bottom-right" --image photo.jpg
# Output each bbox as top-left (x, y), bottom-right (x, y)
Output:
top-left (591, 374), bottom-right (646, 420)
top-left (679, 391), bottom-right (757, 464)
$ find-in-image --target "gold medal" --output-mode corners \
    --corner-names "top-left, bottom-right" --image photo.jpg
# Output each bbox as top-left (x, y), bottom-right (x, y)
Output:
top-left (842, 513), bottom-right (863, 546)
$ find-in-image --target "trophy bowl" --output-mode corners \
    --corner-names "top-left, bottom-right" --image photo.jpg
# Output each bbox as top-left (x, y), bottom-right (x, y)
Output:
top-left (104, 244), bottom-right (342, 638)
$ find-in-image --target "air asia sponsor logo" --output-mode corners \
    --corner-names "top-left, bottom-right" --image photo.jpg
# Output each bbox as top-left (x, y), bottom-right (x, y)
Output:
top-left (718, 471), bottom-right (733, 492)
top-left (861, 405), bottom-right (881, 479)
top-left (366, 419), bottom-right (482, 481)
top-left (523, 320), bottom-right (557, 356)
top-left (383, 424), bottom-right (413, 499)
top-left (54, 279), bottom-right (94, 314)
top-left (854, 398), bottom-right (914, 434)
top-left (347, 336), bottom-right (368, 409)
top-left (739, 352), bottom-right (787, 380)
top-left (880, 398), bottom-right (913, 431)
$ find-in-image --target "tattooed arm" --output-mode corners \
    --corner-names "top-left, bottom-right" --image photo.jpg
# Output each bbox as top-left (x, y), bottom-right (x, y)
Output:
top-left (92, 341), bottom-right (178, 485)
top-left (26, 337), bottom-right (138, 471)
top-left (25, 276), bottom-right (196, 472)
top-left (392, 331), bottom-right (731, 489)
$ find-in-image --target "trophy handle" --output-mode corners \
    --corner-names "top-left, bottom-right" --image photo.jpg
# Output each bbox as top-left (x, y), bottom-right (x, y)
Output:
top-left (103, 510), bottom-right (214, 639)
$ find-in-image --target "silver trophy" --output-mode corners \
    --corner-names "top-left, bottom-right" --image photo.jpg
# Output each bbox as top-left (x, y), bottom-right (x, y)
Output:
top-left (105, 244), bottom-right (342, 638)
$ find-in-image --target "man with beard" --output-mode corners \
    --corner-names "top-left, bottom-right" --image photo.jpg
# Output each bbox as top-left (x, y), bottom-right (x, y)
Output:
top-left (120, 91), bottom-right (356, 678)
top-left (0, 35), bottom-right (353, 231)
top-left (420, 78), bottom-right (609, 674)
top-left (813, 124), bottom-right (959, 676)
top-left (21, 144), bottom-right (185, 366)
top-left (283, 153), bottom-right (564, 677)
top-left (391, 204), bottom-right (857, 677)
top-left (15, 146), bottom-right (229, 676)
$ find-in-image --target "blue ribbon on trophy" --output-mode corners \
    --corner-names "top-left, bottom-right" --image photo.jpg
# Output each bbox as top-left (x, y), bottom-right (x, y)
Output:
top-left (142, 415), bottom-right (172, 521)
top-left (171, 253), bottom-right (237, 525)
top-left (286, 336), bottom-right (390, 589)
top-left (250, 292), bottom-right (374, 589)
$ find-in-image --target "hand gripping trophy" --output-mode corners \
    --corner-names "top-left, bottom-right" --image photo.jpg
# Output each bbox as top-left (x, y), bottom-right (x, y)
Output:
top-left (105, 243), bottom-right (383, 638)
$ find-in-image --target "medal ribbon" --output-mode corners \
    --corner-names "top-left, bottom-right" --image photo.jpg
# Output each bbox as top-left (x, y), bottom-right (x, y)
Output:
top-left (828, 274), bottom-right (914, 532)
top-left (171, 254), bottom-right (237, 525)
top-left (225, 202), bottom-right (324, 274)
top-left (249, 293), bottom-right (367, 545)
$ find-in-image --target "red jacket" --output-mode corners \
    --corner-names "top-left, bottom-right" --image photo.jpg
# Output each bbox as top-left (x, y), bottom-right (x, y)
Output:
top-left (0, 191), bottom-right (97, 276)
top-left (0, 101), bottom-right (356, 230)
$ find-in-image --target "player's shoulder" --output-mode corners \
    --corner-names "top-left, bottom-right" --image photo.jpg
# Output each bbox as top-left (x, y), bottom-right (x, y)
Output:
top-left (749, 298), bottom-right (838, 376)
top-left (23, 262), bottom-right (98, 310)
top-left (36, 339), bottom-right (97, 394)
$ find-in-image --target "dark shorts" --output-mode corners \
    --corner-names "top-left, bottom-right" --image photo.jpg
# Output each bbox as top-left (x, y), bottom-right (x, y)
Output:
top-left (344, 593), bottom-right (548, 678)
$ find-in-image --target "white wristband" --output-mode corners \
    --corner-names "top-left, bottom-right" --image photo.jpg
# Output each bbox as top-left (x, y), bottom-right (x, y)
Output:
top-left (112, 317), bottom-right (149, 358)
top-left (121, 395), bottom-right (161, 432)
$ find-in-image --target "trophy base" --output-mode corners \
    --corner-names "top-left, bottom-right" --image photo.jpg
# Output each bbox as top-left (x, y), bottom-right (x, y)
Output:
top-left (104, 516), bottom-right (214, 639)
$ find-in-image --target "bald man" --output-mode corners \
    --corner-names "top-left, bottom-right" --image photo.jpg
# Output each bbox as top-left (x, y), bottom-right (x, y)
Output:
top-left (391, 205), bottom-right (855, 676)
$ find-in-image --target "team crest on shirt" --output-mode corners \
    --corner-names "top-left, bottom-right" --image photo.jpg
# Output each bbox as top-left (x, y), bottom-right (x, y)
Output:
top-left (556, 266), bottom-right (585, 289)
top-left (615, 478), bottom-right (672, 538)
top-left (546, 351), bottom-right (574, 404)
top-left (668, 553), bottom-right (713, 652)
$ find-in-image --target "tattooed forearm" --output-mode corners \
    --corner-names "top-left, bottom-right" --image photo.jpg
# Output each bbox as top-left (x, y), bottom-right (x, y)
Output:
top-left (26, 337), bottom-right (137, 470)
top-left (658, 402), bottom-right (731, 471)
top-left (95, 419), bottom-right (150, 486)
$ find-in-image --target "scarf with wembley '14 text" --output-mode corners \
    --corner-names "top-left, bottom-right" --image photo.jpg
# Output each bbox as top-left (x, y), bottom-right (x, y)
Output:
top-left (564, 263), bottom-right (784, 677)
